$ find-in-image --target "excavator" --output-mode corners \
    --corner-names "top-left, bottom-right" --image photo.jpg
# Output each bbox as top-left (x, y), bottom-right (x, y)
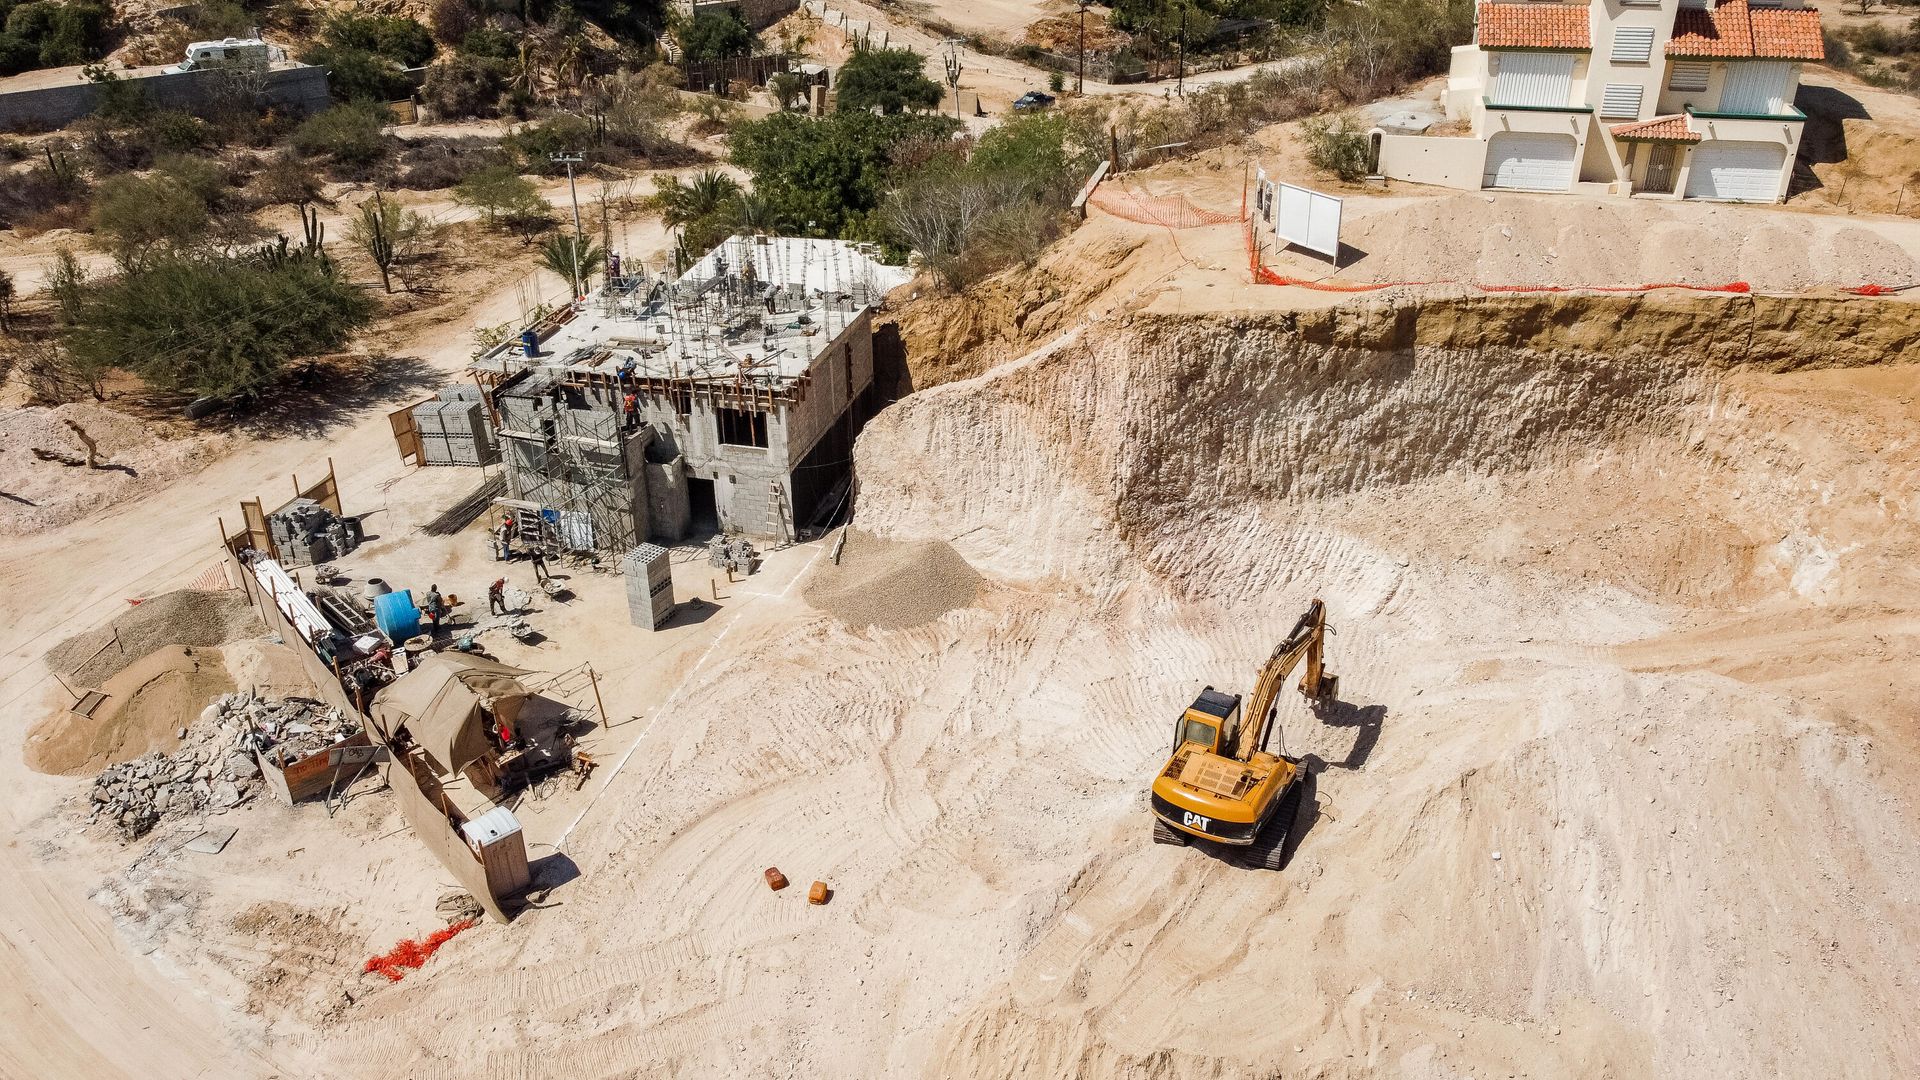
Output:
top-left (1149, 599), bottom-right (1339, 870)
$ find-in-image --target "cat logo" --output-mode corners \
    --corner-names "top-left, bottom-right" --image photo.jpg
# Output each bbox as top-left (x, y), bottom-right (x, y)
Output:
top-left (1182, 811), bottom-right (1212, 832)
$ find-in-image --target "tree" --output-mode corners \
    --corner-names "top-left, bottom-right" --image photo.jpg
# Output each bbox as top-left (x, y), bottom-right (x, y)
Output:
top-left (61, 251), bottom-right (375, 401)
top-left (730, 110), bottom-right (960, 235)
top-left (834, 47), bottom-right (943, 114)
top-left (91, 173), bottom-right (209, 263)
top-left (652, 168), bottom-right (753, 260)
top-left (539, 232), bottom-right (604, 297)
top-left (454, 165), bottom-right (548, 230)
top-left (321, 13), bottom-right (439, 68)
top-left (429, 0), bottom-right (477, 46)
top-left (347, 191), bottom-right (428, 293)
top-left (681, 9), bottom-right (755, 62)
top-left (0, 267), bottom-right (13, 331)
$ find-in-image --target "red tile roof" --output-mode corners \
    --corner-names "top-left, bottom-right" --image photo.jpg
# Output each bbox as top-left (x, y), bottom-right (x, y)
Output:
top-left (1610, 114), bottom-right (1702, 141)
top-left (1476, 2), bottom-right (1592, 50)
top-left (1669, 0), bottom-right (1824, 61)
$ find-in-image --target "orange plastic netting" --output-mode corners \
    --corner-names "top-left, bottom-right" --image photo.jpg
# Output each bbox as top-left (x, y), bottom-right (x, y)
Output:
top-left (364, 918), bottom-right (477, 982)
top-left (1088, 186), bottom-right (1245, 229)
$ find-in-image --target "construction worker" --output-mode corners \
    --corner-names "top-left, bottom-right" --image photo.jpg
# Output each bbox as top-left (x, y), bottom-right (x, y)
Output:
top-left (623, 390), bottom-right (639, 431)
top-left (423, 584), bottom-right (445, 630)
top-left (488, 578), bottom-right (507, 616)
top-left (528, 545), bottom-right (550, 583)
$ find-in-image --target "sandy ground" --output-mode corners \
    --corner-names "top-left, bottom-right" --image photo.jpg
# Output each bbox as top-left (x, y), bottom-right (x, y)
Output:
top-left (3, 113), bottom-right (1920, 1079)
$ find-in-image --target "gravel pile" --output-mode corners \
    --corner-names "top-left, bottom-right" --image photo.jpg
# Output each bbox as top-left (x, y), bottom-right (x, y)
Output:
top-left (84, 690), bottom-right (361, 840)
top-left (804, 530), bottom-right (982, 630)
top-left (46, 590), bottom-right (263, 687)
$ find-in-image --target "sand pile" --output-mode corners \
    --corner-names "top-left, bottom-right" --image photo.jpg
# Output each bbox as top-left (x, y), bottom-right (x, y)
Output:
top-left (45, 589), bottom-right (263, 686)
top-left (803, 529), bottom-right (982, 629)
top-left (0, 403), bottom-right (231, 536)
top-left (26, 645), bottom-right (235, 776)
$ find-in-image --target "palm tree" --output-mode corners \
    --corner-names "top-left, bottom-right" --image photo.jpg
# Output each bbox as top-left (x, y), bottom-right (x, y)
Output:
top-left (540, 232), bottom-right (605, 297)
top-left (655, 169), bottom-right (742, 228)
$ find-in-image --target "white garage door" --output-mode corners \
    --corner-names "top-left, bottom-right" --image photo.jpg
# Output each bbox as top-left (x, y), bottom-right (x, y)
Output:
top-left (1684, 141), bottom-right (1786, 202)
top-left (1482, 132), bottom-right (1577, 191)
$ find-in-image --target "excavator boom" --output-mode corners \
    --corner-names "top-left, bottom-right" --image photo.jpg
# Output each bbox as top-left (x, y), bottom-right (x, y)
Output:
top-left (1232, 600), bottom-right (1336, 760)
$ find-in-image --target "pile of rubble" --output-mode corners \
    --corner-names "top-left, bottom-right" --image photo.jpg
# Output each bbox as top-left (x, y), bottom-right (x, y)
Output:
top-left (86, 691), bottom-right (363, 840)
top-left (89, 745), bottom-right (261, 840)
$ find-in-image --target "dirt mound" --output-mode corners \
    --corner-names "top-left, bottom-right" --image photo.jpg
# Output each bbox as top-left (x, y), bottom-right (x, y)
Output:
top-left (803, 529), bottom-right (982, 629)
top-left (45, 589), bottom-right (263, 687)
top-left (0, 403), bottom-right (232, 536)
top-left (25, 645), bottom-right (235, 776)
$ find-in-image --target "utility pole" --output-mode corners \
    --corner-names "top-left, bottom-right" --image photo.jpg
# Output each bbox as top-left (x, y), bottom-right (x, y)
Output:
top-left (550, 151), bottom-right (587, 299)
top-left (1176, 5), bottom-right (1186, 98)
top-left (1077, 0), bottom-right (1088, 94)
top-left (943, 39), bottom-right (963, 120)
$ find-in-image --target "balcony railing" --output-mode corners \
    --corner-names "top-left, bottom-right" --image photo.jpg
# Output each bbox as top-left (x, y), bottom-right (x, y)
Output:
top-left (1686, 103), bottom-right (1806, 122)
top-left (1484, 96), bottom-right (1594, 113)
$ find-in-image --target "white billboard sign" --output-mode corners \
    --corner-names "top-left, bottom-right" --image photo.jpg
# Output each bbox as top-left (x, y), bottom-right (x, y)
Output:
top-left (1273, 179), bottom-right (1342, 262)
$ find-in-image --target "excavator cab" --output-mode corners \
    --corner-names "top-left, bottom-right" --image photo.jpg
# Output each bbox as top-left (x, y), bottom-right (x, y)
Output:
top-left (1174, 688), bottom-right (1242, 754)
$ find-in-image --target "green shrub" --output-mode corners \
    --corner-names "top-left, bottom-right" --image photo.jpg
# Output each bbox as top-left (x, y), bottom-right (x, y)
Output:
top-left (148, 110), bottom-right (214, 153)
top-left (453, 164), bottom-right (548, 230)
top-left (459, 24), bottom-right (516, 61)
top-left (292, 101), bottom-right (391, 168)
top-left (1301, 112), bottom-right (1371, 182)
top-left (0, 1), bottom-right (109, 74)
top-left (305, 44), bottom-right (416, 103)
top-left (834, 47), bottom-right (943, 114)
top-left (506, 114), bottom-right (601, 171)
top-left (62, 250), bottom-right (375, 400)
top-left (681, 10), bottom-right (755, 62)
top-left (421, 52), bottom-right (507, 119)
top-left (322, 12), bottom-right (438, 67)
top-left (90, 172), bottom-right (210, 258)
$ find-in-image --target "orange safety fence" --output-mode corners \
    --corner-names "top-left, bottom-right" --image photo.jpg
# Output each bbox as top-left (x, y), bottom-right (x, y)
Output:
top-left (1089, 186), bottom-right (1245, 229)
top-left (364, 919), bottom-right (477, 982)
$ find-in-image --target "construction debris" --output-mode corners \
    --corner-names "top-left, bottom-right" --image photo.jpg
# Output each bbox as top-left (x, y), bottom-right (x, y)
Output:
top-left (808, 881), bottom-right (831, 905)
top-left (83, 690), bottom-right (362, 839)
top-left (765, 867), bottom-right (789, 891)
top-left (436, 890), bottom-right (486, 923)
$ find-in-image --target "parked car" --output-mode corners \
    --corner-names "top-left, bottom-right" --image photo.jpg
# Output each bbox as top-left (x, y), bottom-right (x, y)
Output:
top-left (1012, 91), bottom-right (1056, 112)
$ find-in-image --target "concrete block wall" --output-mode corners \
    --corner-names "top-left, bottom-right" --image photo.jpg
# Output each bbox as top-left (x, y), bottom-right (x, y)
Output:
top-left (643, 455), bottom-right (691, 543)
top-left (0, 64), bottom-right (330, 132)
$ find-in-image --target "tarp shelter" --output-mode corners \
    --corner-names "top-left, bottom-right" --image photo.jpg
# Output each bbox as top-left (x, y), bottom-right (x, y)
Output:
top-left (371, 654), bottom-right (531, 777)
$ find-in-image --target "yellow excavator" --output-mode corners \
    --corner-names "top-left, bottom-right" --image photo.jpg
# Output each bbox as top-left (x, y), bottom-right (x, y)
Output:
top-left (1149, 599), bottom-right (1339, 869)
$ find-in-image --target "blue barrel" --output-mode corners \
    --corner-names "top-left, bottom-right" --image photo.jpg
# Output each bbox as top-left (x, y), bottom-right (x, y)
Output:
top-left (373, 589), bottom-right (421, 642)
top-left (520, 329), bottom-right (539, 357)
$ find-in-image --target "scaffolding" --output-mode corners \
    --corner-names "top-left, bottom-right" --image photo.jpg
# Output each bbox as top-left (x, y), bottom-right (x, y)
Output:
top-left (496, 381), bottom-right (641, 554)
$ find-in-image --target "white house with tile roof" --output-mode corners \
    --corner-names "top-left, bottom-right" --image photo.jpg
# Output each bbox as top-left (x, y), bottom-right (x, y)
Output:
top-left (1374, 0), bottom-right (1824, 201)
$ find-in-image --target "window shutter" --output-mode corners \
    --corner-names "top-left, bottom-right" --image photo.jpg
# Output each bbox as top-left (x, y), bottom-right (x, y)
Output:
top-left (1600, 84), bottom-right (1644, 119)
top-left (1668, 61), bottom-right (1710, 92)
top-left (1611, 27), bottom-right (1655, 63)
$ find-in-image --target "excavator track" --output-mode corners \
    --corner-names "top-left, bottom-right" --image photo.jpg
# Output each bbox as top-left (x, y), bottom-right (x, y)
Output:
top-left (1152, 817), bottom-right (1191, 846)
top-left (1237, 774), bottom-right (1309, 871)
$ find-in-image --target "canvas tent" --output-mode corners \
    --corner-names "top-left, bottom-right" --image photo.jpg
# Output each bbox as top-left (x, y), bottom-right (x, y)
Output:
top-left (371, 654), bottom-right (531, 778)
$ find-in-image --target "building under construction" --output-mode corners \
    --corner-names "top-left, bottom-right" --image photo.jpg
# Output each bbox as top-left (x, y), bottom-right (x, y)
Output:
top-left (472, 235), bottom-right (911, 550)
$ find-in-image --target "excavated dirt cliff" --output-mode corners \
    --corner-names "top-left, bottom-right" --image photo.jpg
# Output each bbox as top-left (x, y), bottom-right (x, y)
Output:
top-left (846, 292), bottom-right (1920, 1079)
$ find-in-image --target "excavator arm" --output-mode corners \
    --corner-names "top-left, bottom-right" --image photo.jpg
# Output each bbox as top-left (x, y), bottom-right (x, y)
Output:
top-left (1232, 599), bottom-right (1339, 760)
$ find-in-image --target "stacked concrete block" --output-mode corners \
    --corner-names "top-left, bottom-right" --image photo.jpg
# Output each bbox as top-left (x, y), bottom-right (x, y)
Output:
top-left (621, 544), bottom-right (675, 629)
top-left (268, 499), bottom-right (361, 568)
top-left (414, 400), bottom-right (453, 465)
top-left (439, 400), bottom-right (498, 466)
